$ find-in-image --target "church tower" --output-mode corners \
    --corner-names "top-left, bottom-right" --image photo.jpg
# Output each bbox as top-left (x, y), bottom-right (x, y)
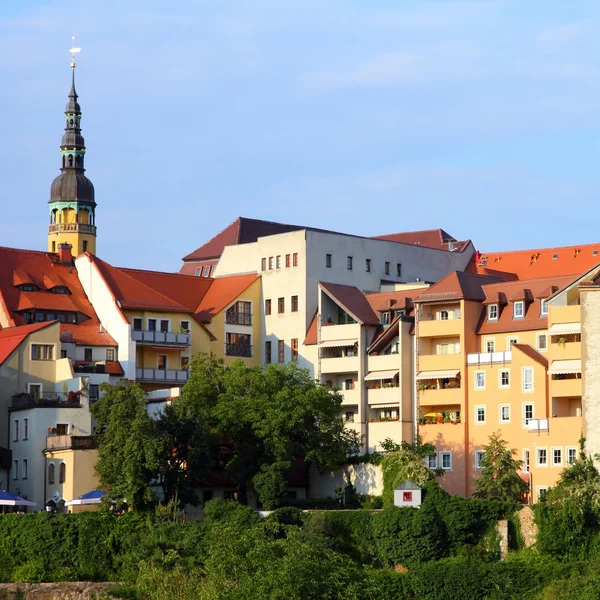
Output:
top-left (48, 40), bottom-right (97, 255)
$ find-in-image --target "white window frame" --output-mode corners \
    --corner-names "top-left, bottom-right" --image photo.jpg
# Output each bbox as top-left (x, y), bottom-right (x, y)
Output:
top-left (157, 354), bottom-right (168, 370)
top-left (28, 382), bottom-right (43, 398)
top-left (506, 336), bottom-right (518, 350)
top-left (499, 369), bottom-right (510, 389)
top-left (487, 304), bottom-right (498, 321)
top-left (30, 342), bottom-right (56, 361)
top-left (523, 449), bottom-right (530, 473)
top-left (485, 338), bottom-right (495, 353)
top-left (475, 405), bottom-right (486, 424)
top-left (276, 255), bottom-right (281, 269)
top-left (537, 334), bottom-right (547, 352)
top-left (23, 417), bottom-right (28, 441)
top-left (552, 447), bottom-right (562, 467)
top-left (475, 450), bottom-right (485, 469)
top-left (475, 371), bottom-right (486, 390)
top-left (158, 318), bottom-right (171, 334)
top-left (439, 310), bottom-right (449, 321)
top-left (426, 454), bottom-right (437, 469)
top-left (540, 299), bottom-right (548, 316)
top-left (513, 301), bottom-right (524, 319)
top-left (522, 367), bottom-right (534, 392)
top-left (499, 404), bottom-right (510, 423)
top-left (179, 320), bottom-right (191, 333)
top-left (440, 451), bottom-right (452, 470)
top-left (536, 486), bottom-right (549, 501)
top-left (537, 447), bottom-right (548, 467)
top-left (523, 403), bottom-right (534, 426)
top-left (567, 447), bottom-right (578, 464)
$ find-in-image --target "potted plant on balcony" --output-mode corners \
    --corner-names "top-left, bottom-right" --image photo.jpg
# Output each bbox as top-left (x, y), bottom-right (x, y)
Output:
top-left (445, 380), bottom-right (459, 389)
top-left (436, 415), bottom-right (444, 424)
top-left (558, 337), bottom-right (567, 347)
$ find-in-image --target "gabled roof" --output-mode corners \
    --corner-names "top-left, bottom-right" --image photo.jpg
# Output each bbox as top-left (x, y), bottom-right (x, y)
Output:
top-left (319, 282), bottom-right (380, 325)
top-left (0, 246), bottom-right (116, 347)
top-left (0, 322), bottom-right (56, 366)
top-left (473, 243), bottom-right (600, 279)
top-left (365, 290), bottom-right (416, 315)
top-left (195, 274), bottom-right (260, 322)
top-left (414, 271), bottom-right (503, 303)
top-left (512, 343), bottom-right (549, 369)
top-left (372, 229), bottom-right (471, 252)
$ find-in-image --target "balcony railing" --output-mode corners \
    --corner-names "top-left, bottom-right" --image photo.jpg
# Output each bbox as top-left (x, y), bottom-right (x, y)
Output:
top-left (48, 223), bottom-right (97, 235)
top-left (527, 418), bottom-right (549, 433)
top-left (136, 368), bottom-right (189, 383)
top-left (131, 330), bottom-right (190, 346)
top-left (45, 435), bottom-right (95, 451)
top-left (74, 360), bottom-right (108, 374)
top-left (467, 351), bottom-right (512, 366)
top-left (225, 344), bottom-right (253, 358)
top-left (225, 312), bottom-right (253, 326)
top-left (11, 393), bottom-right (81, 409)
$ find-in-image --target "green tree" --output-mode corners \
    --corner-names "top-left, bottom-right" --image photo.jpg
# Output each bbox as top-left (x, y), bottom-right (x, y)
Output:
top-left (473, 431), bottom-right (528, 502)
top-left (91, 381), bottom-right (161, 510)
top-left (181, 355), bottom-right (361, 509)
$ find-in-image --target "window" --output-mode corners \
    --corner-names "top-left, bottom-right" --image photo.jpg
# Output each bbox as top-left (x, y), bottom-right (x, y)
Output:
top-left (522, 367), bottom-right (534, 392)
top-left (454, 308), bottom-right (461, 319)
top-left (500, 405), bottom-right (510, 423)
top-left (31, 344), bottom-right (53, 361)
top-left (487, 304), bottom-right (498, 321)
top-left (56, 423), bottom-right (68, 435)
top-left (278, 297), bottom-right (285, 313)
top-left (278, 340), bottom-right (285, 363)
top-left (13, 460), bottom-right (18, 480)
top-left (537, 334), bottom-right (547, 352)
top-left (203, 266), bottom-right (211, 277)
top-left (396, 263), bottom-right (402, 277)
top-left (440, 452), bottom-right (452, 470)
top-left (426, 454), bottom-right (437, 469)
top-left (326, 253), bottom-right (332, 268)
top-left (148, 319), bottom-right (157, 331)
top-left (500, 370), bottom-right (510, 388)
top-left (439, 343), bottom-right (449, 355)
top-left (382, 311), bottom-right (390, 326)
top-left (291, 296), bottom-right (298, 312)
top-left (475, 451), bottom-right (485, 469)
top-left (345, 411), bottom-right (354, 423)
top-left (507, 337), bottom-right (518, 349)
top-left (82, 240), bottom-right (88, 252)
top-left (261, 258), bottom-right (266, 271)
top-left (59, 462), bottom-right (66, 483)
top-left (48, 463), bottom-right (55, 485)
top-left (523, 403), bottom-right (534, 426)
top-left (552, 448), bottom-right (562, 466)
top-left (440, 310), bottom-right (449, 321)
top-left (365, 259), bottom-right (372, 272)
top-left (265, 299), bottom-right (272, 315)
top-left (344, 379), bottom-right (354, 390)
top-left (384, 261), bottom-right (390, 275)
top-left (537, 487), bottom-right (549, 501)
top-left (347, 256), bottom-right (353, 270)
top-left (291, 338), bottom-right (298, 362)
top-left (23, 418), bottom-right (28, 440)
top-left (476, 406), bottom-right (486, 424)
top-left (524, 450), bottom-right (530, 473)
top-left (61, 350), bottom-right (67, 358)
top-left (22, 459), bottom-right (27, 480)
top-left (265, 341), bottom-right (272, 364)
top-left (537, 448), bottom-right (547, 467)
top-left (485, 339), bottom-right (495, 353)
top-left (180, 320), bottom-right (190, 333)
top-left (133, 318), bottom-right (142, 331)
top-left (567, 447), bottom-right (577, 464)
top-left (159, 319), bottom-right (169, 333)
top-left (513, 301), bottom-right (524, 319)
top-left (403, 491), bottom-right (413, 502)
top-left (13, 419), bottom-right (18, 442)
top-left (276, 255), bottom-right (281, 269)
top-left (268, 257), bottom-right (273, 270)
top-left (292, 253), bottom-right (298, 266)
top-left (540, 299), bottom-right (548, 316)
top-left (29, 383), bottom-right (41, 399)
top-left (84, 348), bottom-right (93, 362)
top-left (157, 355), bottom-right (167, 370)
top-left (225, 333), bottom-right (252, 357)
top-left (89, 384), bottom-right (99, 400)
top-left (106, 348), bottom-right (115, 361)
top-left (475, 372), bottom-right (485, 390)
top-left (286, 254), bottom-right (291, 267)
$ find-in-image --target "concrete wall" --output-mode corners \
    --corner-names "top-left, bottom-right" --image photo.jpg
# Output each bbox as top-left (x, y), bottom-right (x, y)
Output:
top-left (310, 463), bottom-right (383, 497)
top-left (581, 286), bottom-right (600, 457)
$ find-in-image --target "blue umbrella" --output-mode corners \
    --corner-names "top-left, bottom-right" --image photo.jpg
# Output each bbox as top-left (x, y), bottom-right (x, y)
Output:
top-left (65, 489), bottom-right (105, 506)
top-left (0, 491), bottom-right (36, 506)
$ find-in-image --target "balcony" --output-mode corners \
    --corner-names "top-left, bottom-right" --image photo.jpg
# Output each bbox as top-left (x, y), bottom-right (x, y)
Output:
top-left (419, 318), bottom-right (462, 338)
top-left (225, 312), bottom-right (253, 326)
top-left (320, 356), bottom-right (359, 374)
top-left (419, 353), bottom-right (463, 372)
top-left (45, 435), bottom-right (95, 452)
top-left (527, 418), bottom-right (549, 433)
top-left (550, 377), bottom-right (582, 398)
top-left (467, 351), bottom-right (512, 366)
top-left (132, 329), bottom-right (190, 347)
top-left (11, 393), bottom-right (81, 409)
top-left (48, 223), bottom-right (97, 235)
top-left (549, 305), bottom-right (581, 325)
top-left (367, 353), bottom-right (400, 371)
top-left (338, 388), bottom-right (360, 405)
top-left (418, 387), bottom-right (463, 407)
top-left (73, 360), bottom-right (109, 374)
top-left (368, 386), bottom-right (401, 406)
top-left (136, 368), bottom-right (189, 383)
top-left (320, 323), bottom-right (360, 343)
top-left (549, 341), bottom-right (581, 361)
top-left (225, 343), bottom-right (253, 358)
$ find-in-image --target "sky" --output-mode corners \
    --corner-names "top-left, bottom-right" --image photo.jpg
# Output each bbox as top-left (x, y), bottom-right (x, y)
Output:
top-left (1, 0), bottom-right (600, 271)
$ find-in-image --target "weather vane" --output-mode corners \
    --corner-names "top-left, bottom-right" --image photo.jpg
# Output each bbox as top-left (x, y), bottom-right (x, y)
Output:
top-left (69, 36), bottom-right (81, 68)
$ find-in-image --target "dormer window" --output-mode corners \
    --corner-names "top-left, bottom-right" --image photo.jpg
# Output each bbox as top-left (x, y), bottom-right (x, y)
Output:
top-left (513, 301), bottom-right (524, 319)
top-left (540, 299), bottom-right (548, 316)
top-left (17, 284), bottom-right (38, 292)
top-left (50, 286), bottom-right (70, 295)
top-left (487, 304), bottom-right (498, 321)
top-left (382, 311), bottom-right (390, 326)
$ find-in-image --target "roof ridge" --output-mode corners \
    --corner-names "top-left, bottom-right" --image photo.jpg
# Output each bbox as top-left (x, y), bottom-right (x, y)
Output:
top-left (480, 242), bottom-right (600, 256)
top-left (120, 266), bottom-right (214, 281)
top-left (0, 245), bottom-right (57, 256)
top-left (483, 274), bottom-right (576, 286)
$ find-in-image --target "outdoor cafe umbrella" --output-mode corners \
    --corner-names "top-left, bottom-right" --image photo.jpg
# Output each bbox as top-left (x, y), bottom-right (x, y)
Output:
top-left (65, 489), bottom-right (105, 506)
top-left (0, 491), bottom-right (36, 510)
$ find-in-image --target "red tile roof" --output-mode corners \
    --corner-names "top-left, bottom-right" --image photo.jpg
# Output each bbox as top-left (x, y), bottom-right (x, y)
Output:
top-left (365, 289), bottom-right (416, 315)
top-left (0, 322), bottom-right (56, 365)
top-left (105, 361), bottom-right (125, 376)
top-left (372, 229), bottom-right (471, 252)
top-left (0, 247), bottom-right (117, 347)
top-left (473, 244), bottom-right (600, 280)
top-left (414, 271), bottom-right (503, 303)
top-left (195, 274), bottom-right (260, 322)
top-left (319, 282), bottom-right (380, 325)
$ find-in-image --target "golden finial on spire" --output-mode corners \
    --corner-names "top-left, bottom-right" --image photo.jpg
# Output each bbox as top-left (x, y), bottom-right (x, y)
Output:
top-left (69, 36), bottom-right (81, 69)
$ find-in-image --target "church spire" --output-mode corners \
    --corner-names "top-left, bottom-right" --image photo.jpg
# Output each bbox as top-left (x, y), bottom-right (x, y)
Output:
top-left (48, 38), bottom-right (97, 256)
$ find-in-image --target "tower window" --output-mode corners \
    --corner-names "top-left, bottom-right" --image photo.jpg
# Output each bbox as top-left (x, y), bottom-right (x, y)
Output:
top-left (68, 154), bottom-right (73, 167)
top-left (83, 241), bottom-right (88, 252)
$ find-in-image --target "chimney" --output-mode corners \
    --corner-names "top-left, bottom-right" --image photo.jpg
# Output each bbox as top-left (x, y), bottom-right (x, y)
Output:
top-left (57, 243), bottom-right (73, 265)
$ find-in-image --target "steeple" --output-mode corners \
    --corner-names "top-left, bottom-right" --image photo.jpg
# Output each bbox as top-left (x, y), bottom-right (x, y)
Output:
top-left (48, 38), bottom-right (97, 256)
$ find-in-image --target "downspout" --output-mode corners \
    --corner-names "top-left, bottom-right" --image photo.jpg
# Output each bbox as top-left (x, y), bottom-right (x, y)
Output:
top-left (463, 302), bottom-right (470, 498)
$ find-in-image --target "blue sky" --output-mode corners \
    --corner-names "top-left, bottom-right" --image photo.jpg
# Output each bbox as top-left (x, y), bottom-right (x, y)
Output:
top-left (1, 0), bottom-right (599, 270)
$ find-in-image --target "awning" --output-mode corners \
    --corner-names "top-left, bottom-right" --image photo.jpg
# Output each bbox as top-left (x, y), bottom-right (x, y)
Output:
top-left (370, 403), bottom-right (400, 409)
top-left (548, 322), bottom-right (580, 336)
top-left (65, 489), bottom-right (105, 506)
top-left (319, 339), bottom-right (357, 348)
top-left (416, 369), bottom-right (459, 380)
top-left (364, 370), bottom-right (399, 381)
top-left (548, 359), bottom-right (581, 375)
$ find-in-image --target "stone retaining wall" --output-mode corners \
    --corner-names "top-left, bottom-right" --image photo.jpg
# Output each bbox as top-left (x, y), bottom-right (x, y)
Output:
top-left (0, 582), bottom-right (118, 599)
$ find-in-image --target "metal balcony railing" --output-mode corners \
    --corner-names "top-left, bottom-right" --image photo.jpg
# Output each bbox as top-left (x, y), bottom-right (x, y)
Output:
top-left (48, 223), bottom-right (97, 235)
top-left (225, 344), bottom-right (253, 358)
top-left (131, 330), bottom-right (190, 346)
top-left (225, 312), bottom-right (253, 326)
top-left (135, 368), bottom-right (189, 383)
